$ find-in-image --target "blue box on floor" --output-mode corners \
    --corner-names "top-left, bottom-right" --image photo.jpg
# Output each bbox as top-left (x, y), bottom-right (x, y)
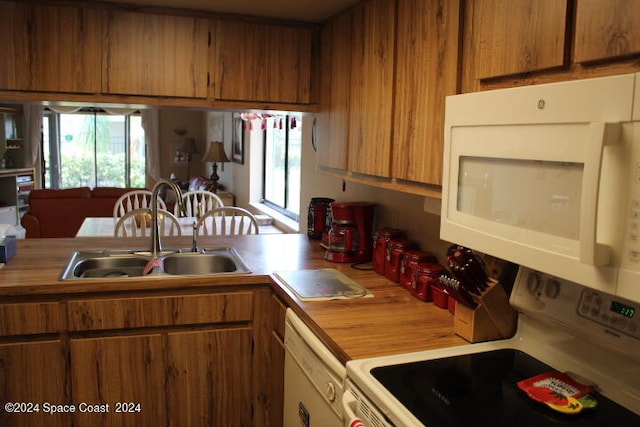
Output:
top-left (0, 235), bottom-right (17, 263)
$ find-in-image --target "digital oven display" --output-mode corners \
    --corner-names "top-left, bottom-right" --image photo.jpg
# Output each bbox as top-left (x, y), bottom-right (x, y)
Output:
top-left (610, 301), bottom-right (635, 319)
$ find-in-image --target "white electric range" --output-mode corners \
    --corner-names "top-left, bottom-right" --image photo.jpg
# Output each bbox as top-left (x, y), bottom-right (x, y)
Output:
top-left (343, 266), bottom-right (640, 426)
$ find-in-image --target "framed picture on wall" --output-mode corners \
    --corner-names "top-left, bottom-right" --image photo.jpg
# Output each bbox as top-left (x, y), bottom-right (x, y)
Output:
top-left (232, 114), bottom-right (244, 164)
top-left (171, 143), bottom-right (187, 165)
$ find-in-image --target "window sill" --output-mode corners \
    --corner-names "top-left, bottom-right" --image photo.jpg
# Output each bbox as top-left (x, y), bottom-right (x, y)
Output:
top-left (250, 202), bottom-right (299, 234)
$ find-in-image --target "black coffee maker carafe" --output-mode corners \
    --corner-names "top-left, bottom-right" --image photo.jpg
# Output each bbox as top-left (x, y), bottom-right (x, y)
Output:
top-left (307, 197), bottom-right (334, 240)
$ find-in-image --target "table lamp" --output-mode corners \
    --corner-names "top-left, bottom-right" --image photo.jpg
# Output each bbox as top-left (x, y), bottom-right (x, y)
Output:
top-left (202, 141), bottom-right (230, 193)
top-left (181, 137), bottom-right (199, 180)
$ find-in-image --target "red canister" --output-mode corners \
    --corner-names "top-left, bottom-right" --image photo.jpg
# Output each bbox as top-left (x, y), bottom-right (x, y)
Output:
top-left (372, 228), bottom-right (404, 275)
top-left (413, 263), bottom-right (447, 302)
top-left (385, 238), bottom-right (419, 282)
top-left (400, 250), bottom-right (437, 291)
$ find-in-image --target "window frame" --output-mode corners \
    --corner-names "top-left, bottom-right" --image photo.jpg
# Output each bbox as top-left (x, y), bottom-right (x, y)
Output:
top-left (42, 107), bottom-right (145, 189)
top-left (261, 114), bottom-right (301, 221)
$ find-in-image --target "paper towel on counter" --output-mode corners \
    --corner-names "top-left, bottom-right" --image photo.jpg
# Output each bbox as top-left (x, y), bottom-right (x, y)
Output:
top-left (0, 224), bottom-right (25, 239)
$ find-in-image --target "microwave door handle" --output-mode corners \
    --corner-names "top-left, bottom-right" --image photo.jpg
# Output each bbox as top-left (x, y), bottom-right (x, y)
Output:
top-left (579, 122), bottom-right (620, 266)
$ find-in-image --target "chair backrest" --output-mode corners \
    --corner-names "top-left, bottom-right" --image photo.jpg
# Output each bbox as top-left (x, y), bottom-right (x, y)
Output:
top-left (114, 208), bottom-right (182, 237)
top-left (196, 207), bottom-right (259, 236)
top-left (113, 190), bottom-right (167, 219)
top-left (176, 190), bottom-right (224, 217)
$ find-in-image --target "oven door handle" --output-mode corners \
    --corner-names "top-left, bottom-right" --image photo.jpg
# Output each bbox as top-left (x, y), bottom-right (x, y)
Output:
top-left (342, 389), bottom-right (367, 427)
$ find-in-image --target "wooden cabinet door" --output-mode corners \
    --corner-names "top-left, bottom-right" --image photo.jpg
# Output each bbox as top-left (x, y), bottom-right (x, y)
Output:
top-left (348, 0), bottom-right (395, 177)
top-left (574, 0), bottom-right (640, 63)
top-left (316, 10), bottom-right (353, 170)
top-left (70, 334), bottom-right (167, 427)
top-left (165, 328), bottom-right (253, 427)
top-left (463, 0), bottom-right (568, 85)
top-left (268, 296), bottom-right (286, 427)
top-left (0, 1), bottom-right (101, 93)
top-left (102, 10), bottom-right (209, 98)
top-left (392, 0), bottom-right (461, 187)
top-left (214, 20), bottom-right (313, 104)
top-left (0, 340), bottom-right (70, 427)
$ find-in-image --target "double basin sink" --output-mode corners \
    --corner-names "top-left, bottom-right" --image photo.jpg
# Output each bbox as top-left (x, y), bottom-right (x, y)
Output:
top-left (59, 247), bottom-right (251, 280)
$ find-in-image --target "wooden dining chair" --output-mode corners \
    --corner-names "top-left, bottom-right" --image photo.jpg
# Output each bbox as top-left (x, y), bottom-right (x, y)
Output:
top-left (195, 207), bottom-right (260, 236)
top-left (176, 190), bottom-right (224, 217)
top-left (113, 190), bottom-right (167, 219)
top-left (114, 208), bottom-right (182, 237)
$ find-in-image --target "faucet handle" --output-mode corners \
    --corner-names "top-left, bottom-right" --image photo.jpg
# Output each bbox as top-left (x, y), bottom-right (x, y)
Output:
top-left (191, 221), bottom-right (199, 252)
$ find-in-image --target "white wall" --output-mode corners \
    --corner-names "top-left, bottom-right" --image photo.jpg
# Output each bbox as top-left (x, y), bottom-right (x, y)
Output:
top-left (159, 108), bottom-right (207, 181)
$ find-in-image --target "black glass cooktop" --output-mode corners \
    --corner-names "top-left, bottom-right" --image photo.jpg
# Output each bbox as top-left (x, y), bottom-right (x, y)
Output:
top-left (370, 349), bottom-right (638, 426)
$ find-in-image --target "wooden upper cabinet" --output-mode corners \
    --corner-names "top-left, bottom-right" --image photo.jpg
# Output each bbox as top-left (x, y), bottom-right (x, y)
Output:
top-left (213, 20), bottom-right (314, 104)
top-left (465, 0), bottom-right (569, 81)
top-left (392, 0), bottom-right (461, 187)
top-left (575, 0), bottom-right (640, 63)
top-left (0, 0), bottom-right (101, 93)
top-left (317, 10), bottom-right (353, 171)
top-left (348, 0), bottom-right (395, 177)
top-left (102, 10), bottom-right (209, 98)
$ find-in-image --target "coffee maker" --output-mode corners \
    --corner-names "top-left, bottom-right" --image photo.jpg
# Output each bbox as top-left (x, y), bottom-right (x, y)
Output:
top-left (322, 202), bottom-right (376, 263)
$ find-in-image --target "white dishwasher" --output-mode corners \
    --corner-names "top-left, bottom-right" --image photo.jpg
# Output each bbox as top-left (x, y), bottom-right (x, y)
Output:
top-left (283, 308), bottom-right (345, 427)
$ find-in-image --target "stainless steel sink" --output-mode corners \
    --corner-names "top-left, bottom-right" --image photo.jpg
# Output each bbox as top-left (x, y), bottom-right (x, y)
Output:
top-left (59, 248), bottom-right (251, 280)
top-left (72, 255), bottom-right (149, 278)
top-left (163, 252), bottom-right (239, 275)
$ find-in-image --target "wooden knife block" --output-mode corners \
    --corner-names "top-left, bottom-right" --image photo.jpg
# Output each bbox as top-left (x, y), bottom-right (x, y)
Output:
top-left (453, 280), bottom-right (517, 343)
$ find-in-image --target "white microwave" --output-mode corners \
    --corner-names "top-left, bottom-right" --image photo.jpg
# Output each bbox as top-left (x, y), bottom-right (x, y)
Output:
top-left (441, 73), bottom-right (640, 303)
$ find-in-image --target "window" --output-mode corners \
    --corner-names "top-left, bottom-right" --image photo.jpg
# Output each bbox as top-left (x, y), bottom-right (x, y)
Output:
top-left (42, 108), bottom-right (146, 189)
top-left (262, 114), bottom-right (301, 220)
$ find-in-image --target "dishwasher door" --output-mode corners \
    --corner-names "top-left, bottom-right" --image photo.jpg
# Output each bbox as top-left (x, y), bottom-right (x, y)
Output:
top-left (283, 308), bottom-right (345, 427)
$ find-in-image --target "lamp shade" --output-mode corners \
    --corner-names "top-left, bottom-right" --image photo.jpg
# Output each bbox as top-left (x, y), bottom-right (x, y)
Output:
top-left (181, 137), bottom-right (199, 155)
top-left (202, 141), bottom-right (229, 163)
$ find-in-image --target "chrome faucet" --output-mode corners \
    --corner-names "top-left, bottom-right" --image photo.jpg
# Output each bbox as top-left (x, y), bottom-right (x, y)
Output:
top-left (150, 179), bottom-right (186, 257)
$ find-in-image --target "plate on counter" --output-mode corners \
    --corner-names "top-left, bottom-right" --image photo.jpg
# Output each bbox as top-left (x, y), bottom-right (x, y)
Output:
top-left (274, 268), bottom-right (373, 301)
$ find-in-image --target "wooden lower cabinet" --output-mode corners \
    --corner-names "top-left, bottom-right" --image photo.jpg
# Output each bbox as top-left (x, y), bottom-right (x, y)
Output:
top-left (0, 287), bottom-right (280, 427)
top-left (70, 328), bottom-right (253, 427)
top-left (0, 340), bottom-right (70, 427)
top-left (268, 294), bottom-right (287, 427)
top-left (165, 328), bottom-right (253, 427)
top-left (70, 334), bottom-right (167, 427)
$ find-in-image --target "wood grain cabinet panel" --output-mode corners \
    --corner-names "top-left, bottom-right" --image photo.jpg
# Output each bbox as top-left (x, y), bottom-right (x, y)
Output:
top-left (70, 334), bottom-right (167, 427)
top-left (102, 10), bottom-right (209, 98)
top-left (166, 328), bottom-right (253, 426)
top-left (0, 340), bottom-right (70, 427)
top-left (68, 292), bottom-right (253, 331)
top-left (268, 294), bottom-right (286, 427)
top-left (0, 0), bottom-right (101, 93)
top-left (574, 0), bottom-right (640, 63)
top-left (348, 0), bottom-right (396, 177)
top-left (392, 0), bottom-right (461, 187)
top-left (316, 10), bottom-right (353, 171)
top-left (214, 20), bottom-right (314, 104)
top-left (465, 0), bottom-right (568, 81)
top-left (0, 301), bottom-right (62, 336)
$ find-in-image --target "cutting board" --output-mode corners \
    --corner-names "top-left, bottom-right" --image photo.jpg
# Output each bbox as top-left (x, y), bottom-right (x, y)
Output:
top-left (273, 268), bottom-right (372, 301)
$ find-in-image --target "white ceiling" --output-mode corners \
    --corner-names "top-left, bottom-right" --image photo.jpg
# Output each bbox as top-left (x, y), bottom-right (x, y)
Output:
top-left (98, 0), bottom-right (360, 22)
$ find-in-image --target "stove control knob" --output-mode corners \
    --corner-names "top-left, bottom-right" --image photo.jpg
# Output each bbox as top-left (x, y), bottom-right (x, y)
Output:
top-left (326, 382), bottom-right (336, 402)
top-left (526, 272), bottom-right (541, 296)
top-left (544, 278), bottom-right (561, 299)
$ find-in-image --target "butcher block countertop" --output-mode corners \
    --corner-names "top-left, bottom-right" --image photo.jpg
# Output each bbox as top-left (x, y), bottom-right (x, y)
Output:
top-left (0, 233), bottom-right (467, 363)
